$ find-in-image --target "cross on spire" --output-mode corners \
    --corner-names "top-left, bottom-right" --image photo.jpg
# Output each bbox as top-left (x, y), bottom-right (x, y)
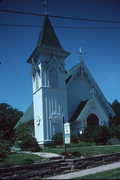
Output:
top-left (90, 87), bottom-right (96, 97)
top-left (41, 0), bottom-right (48, 15)
top-left (77, 47), bottom-right (85, 62)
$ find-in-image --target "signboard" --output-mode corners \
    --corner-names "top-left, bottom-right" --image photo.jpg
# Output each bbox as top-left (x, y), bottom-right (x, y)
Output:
top-left (64, 122), bottom-right (70, 144)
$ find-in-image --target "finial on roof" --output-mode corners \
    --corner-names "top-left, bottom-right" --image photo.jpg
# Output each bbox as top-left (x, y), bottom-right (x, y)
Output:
top-left (77, 47), bottom-right (85, 62)
top-left (41, 0), bottom-right (48, 15)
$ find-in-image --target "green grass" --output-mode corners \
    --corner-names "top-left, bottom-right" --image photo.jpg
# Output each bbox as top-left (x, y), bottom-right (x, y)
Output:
top-left (43, 144), bottom-right (120, 157)
top-left (74, 168), bottom-right (120, 179)
top-left (0, 153), bottom-right (44, 168)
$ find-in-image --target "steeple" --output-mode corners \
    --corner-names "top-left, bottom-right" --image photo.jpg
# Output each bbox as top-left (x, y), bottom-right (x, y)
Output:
top-left (37, 15), bottom-right (64, 50)
top-left (27, 15), bottom-right (69, 63)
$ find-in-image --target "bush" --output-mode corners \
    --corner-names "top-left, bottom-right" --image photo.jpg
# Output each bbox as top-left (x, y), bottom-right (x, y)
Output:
top-left (80, 126), bottom-right (110, 145)
top-left (15, 122), bottom-right (32, 141)
top-left (70, 132), bottom-right (78, 144)
top-left (92, 126), bottom-right (110, 145)
top-left (52, 133), bottom-right (63, 145)
top-left (20, 136), bottom-right (42, 152)
top-left (0, 135), bottom-right (12, 161)
top-left (79, 126), bottom-right (95, 143)
top-left (109, 125), bottom-right (120, 139)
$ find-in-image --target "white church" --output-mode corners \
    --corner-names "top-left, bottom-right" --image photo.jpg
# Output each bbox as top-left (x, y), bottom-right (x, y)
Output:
top-left (17, 15), bottom-right (115, 146)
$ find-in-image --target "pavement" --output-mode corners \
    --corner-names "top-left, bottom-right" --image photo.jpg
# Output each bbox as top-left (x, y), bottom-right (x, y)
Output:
top-left (47, 161), bottom-right (120, 179)
top-left (18, 151), bottom-right (62, 159)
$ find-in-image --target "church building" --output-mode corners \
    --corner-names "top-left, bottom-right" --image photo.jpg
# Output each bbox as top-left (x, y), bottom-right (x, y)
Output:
top-left (17, 15), bottom-right (115, 146)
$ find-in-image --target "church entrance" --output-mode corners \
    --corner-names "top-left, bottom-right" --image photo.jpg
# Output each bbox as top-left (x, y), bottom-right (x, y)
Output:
top-left (87, 114), bottom-right (99, 126)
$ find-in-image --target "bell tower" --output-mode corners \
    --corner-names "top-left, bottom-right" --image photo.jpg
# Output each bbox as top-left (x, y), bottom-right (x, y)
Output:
top-left (27, 15), bottom-right (69, 146)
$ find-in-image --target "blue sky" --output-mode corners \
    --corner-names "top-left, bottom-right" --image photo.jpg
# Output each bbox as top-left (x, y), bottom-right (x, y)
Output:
top-left (0, 0), bottom-right (120, 112)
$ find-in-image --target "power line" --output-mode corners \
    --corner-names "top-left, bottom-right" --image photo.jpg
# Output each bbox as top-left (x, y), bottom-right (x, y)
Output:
top-left (0, 23), bottom-right (120, 29)
top-left (0, 9), bottom-right (120, 24)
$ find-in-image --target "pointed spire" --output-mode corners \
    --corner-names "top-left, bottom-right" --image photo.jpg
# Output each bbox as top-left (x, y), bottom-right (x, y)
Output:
top-left (27, 15), bottom-right (69, 63)
top-left (37, 15), bottom-right (65, 52)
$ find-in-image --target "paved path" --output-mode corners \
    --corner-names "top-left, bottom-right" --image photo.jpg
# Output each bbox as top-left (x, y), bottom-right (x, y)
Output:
top-left (47, 161), bottom-right (120, 179)
top-left (19, 151), bottom-right (62, 158)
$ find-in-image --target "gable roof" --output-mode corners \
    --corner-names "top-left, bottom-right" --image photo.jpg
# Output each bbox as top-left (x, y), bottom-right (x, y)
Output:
top-left (66, 60), bottom-right (115, 117)
top-left (70, 100), bottom-right (88, 122)
top-left (15, 103), bottom-right (34, 128)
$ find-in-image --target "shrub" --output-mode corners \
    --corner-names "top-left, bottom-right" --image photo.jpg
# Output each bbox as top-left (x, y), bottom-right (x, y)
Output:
top-left (52, 133), bottom-right (63, 145)
top-left (109, 125), bottom-right (120, 139)
top-left (15, 122), bottom-right (32, 141)
top-left (0, 135), bottom-right (12, 161)
top-left (79, 126), bottom-right (110, 145)
top-left (70, 132), bottom-right (78, 144)
top-left (79, 126), bottom-right (95, 143)
top-left (92, 126), bottom-right (110, 145)
top-left (20, 136), bottom-right (42, 152)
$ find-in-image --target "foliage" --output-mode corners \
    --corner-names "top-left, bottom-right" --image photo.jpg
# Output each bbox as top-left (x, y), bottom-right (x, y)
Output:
top-left (0, 103), bottom-right (23, 140)
top-left (0, 103), bottom-right (23, 160)
top-left (109, 125), bottom-right (120, 139)
top-left (111, 99), bottom-right (120, 126)
top-left (0, 135), bottom-right (11, 161)
top-left (79, 126), bottom-right (110, 145)
top-left (15, 122), bottom-right (41, 152)
top-left (70, 132), bottom-right (79, 144)
top-left (79, 126), bottom-right (95, 143)
top-left (15, 122), bottom-right (32, 141)
top-left (52, 133), bottom-right (63, 145)
top-left (92, 126), bottom-right (110, 145)
top-left (19, 136), bottom-right (42, 152)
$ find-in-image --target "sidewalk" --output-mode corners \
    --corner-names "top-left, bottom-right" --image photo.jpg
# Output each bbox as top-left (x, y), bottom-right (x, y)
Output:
top-left (18, 151), bottom-right (62, 159)
top-left (47, 161), bottom-right (120, 179)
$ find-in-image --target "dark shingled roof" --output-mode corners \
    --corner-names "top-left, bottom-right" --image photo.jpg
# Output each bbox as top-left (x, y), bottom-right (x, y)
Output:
top-left (27, 15), bottom-right (69, 63)
top-left (37, 15), bottom-right (64, 51)
top-left (70, 100), bottom-right (88, 122)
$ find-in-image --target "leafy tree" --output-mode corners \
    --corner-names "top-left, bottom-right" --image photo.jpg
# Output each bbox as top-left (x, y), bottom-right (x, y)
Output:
top-left (0, 103), bottom-right (23, 140)
top-left (111, 100), bottom-right (120, 126)
top-left (0, 103), bottom-right (23, 160)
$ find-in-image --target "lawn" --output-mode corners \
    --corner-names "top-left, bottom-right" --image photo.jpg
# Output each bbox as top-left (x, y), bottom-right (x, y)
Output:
top-left (74, 168), bottom-right (120, 179)
top-left (43, 144), bottom-right (120, 157)
top-left (0, 153), bottom-right (44, 168)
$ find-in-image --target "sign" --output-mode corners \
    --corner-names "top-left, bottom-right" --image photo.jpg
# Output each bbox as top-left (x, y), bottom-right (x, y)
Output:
top-left (64, 122), bottom-right (70, 144)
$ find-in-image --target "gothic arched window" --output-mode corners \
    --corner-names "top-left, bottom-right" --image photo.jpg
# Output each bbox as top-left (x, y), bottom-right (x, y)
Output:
top-left (49, 69), bottom-right (58, 88)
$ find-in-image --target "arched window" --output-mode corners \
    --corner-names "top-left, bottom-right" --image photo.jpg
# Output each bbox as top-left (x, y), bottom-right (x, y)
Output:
top-left (49, 69), bottom-right (58, 88)
top-left (87, 114), bottom-right (99, 126)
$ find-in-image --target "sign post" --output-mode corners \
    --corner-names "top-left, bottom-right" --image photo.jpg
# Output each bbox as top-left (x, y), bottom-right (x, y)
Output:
top-left (62, 115), bottom-right (70, 153)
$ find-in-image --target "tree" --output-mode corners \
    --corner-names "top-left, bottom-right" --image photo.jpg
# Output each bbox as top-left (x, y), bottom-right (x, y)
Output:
top-left (0, 103), bottom-right (23, 160)
top-left (0, 103), bottom-right (23, 140)
top-left (111, 100), bottom-right (120, 126)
